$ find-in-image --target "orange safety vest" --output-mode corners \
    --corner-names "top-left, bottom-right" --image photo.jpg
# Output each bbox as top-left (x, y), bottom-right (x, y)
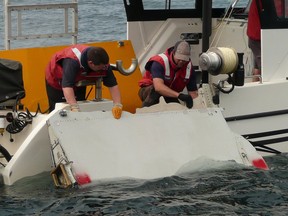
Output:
top-left (139, 48), bottom-right (192, 92)
top-left (45, 45), bottom-right (107, 90)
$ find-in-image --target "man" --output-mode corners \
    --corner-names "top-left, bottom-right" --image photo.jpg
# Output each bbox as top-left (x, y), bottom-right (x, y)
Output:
top-left (138, 40), bottom-right (198, 108)
top-left (45, 45), bottom-right (122, 119)
top-left (247, 0), bottom-right (262, 82)
top-left (247, 0), bottom-right (283, 82)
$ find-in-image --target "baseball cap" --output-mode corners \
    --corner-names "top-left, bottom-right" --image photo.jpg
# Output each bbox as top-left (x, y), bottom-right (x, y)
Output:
top-left (174, 41), bottom-right (191, 61)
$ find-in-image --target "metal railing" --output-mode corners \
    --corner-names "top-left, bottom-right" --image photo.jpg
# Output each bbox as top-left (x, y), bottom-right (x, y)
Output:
top-left (3, 0), bottom-right (78, 50)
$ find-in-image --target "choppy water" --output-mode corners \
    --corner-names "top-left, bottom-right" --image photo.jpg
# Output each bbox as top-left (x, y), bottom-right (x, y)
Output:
top-left (1, 155), bottom-right (288, 215)
top-left (2, 0), bottom-right (287, 215)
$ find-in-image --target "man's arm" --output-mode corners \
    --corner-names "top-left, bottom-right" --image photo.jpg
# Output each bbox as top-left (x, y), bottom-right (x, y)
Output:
top-left (150, 61), bottom-right (179, 98)
top-left (63, 87), bottom-right (77, 105)
top-left (109, 85), bottom-right (122, 119)
top-left (108, 85), bottom-right (121, 104)
top-left (153, 78), bottom-right (180, 98)
top-left (187, 67), bottom-right (198, 99)
top-left (62, 58), bottom-right (80, 106)
top-left (188, 90), bottom-right (198, 99)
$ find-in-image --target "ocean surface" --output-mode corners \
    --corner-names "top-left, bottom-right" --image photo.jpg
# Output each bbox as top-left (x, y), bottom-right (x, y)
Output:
top-left (2, 0), bottom-right (288, 215)
top-left (0, 0), bottom-right (127, 49)
top-left (1, 155), bottom-right (288, 215)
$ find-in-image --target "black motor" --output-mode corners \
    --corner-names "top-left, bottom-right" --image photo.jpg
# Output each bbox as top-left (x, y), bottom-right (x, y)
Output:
top-left (0, 58), bottom-right (25, 108)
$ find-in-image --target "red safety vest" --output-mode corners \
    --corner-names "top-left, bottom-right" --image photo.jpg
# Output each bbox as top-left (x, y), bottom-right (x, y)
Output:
top-left (139, 48), bottom-right (192, 92)
top-left (247, 0), bottom-right (262, 41)
top-left (45, 45), bottom-right (107, 90)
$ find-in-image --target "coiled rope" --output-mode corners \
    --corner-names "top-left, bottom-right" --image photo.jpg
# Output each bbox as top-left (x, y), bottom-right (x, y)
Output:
top-left (5, 94), bottom-right (46, 135)
top-left (206, 47), bottom-right (238, 75)
top-left (6, 112), bottom-right (32, 134)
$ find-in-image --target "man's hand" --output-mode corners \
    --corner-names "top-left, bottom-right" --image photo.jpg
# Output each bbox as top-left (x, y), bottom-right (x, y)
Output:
top-left (112, 103), bottom-right (123, 119)
top-left (178, 93), bottom-right (193, 109)
top-left (70, 104), bottom-right (80, 112)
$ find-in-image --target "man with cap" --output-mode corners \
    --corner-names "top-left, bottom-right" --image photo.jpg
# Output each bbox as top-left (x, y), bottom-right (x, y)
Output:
top-left (138, 40), bottom-right (198, 108)
top-left (45, 45), bottom-right (123, 119)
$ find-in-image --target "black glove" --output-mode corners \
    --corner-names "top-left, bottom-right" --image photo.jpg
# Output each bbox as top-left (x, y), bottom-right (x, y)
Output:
top-left (178, 93), bottom-right (193, 109)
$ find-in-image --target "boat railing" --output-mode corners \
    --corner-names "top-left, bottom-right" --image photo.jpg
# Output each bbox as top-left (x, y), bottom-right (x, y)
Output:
top-left (3, 0), bottom-right (78, 50)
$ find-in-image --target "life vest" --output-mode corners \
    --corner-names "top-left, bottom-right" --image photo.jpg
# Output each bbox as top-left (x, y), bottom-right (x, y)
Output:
top-left (247, 0), bottom-right (262, 41)
top-left (139, 48), bottom-right (192, 92)
top-left (45, 45), bottom-right (107, 90)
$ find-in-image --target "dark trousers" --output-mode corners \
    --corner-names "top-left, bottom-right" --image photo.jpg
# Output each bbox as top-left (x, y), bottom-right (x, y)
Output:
top-left (45, 80), bottom-right (86, 112)
top-left (248, 38), bottom-right (261, 70)
top-left (138, 85), bottom-right (179, 107)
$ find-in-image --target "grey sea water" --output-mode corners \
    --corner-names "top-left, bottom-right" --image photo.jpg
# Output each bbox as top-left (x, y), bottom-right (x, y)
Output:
top-left (0, 0), bottom-right (127, 49)
top-left (1, 0), bottom-right (288, 215)
top-left (1, 155), bottom-right (288, 215)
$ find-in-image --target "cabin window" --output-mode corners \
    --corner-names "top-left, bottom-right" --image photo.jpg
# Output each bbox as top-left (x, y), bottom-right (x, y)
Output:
top-left (214, 0), bottom-right (249, 8)
top-left (142, 0), bottom-right (196, 9)
top-left (142, 0), bottom-right (250, 10)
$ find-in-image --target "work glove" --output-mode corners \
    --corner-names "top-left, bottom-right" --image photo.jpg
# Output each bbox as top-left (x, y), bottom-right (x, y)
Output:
top-left (70, 104), bottom-right (80, 112)
top-left (178, 93), bottom-right (193, 109)
top-left (112, 103), bottom-right (123, 119)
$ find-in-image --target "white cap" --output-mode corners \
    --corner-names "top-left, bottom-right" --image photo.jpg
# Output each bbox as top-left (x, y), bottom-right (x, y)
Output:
top-left (174, 41), bottom-right (191, 61)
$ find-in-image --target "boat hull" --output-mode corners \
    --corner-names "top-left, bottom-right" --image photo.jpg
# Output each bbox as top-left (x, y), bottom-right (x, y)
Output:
top-left (219, 81), bottom-right (288, 155)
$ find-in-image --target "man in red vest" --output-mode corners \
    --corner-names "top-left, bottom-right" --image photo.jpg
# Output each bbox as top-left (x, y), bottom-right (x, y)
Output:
top-left (138, 41), bottom-right (198, 108)
top-left (45, 45), bottom-right (122, 119)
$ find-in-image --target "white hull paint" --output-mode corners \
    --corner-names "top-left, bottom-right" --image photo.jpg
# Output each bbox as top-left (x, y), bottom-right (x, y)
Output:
top-left (220, 80), bottom-right (288, 155)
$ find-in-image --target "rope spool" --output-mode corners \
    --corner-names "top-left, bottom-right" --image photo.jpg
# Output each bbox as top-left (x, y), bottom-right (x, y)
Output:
top-left (199, 47), bottom-right (238, 76)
